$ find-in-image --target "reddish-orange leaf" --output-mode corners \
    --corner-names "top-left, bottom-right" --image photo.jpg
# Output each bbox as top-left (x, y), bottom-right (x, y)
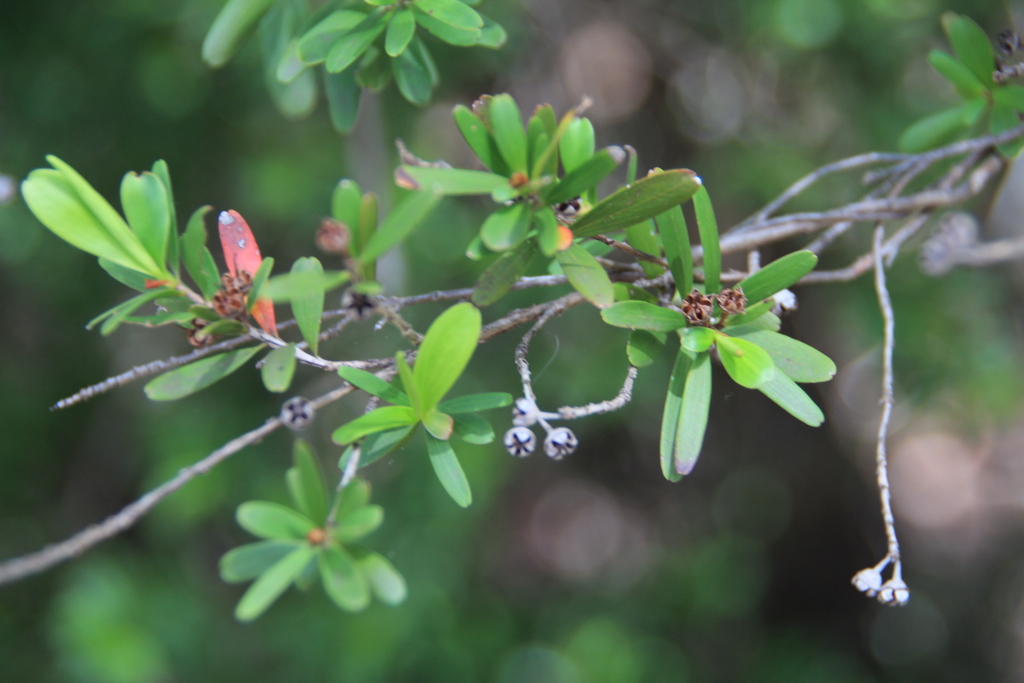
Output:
top-left (218, 210), bottom-right (278, 336)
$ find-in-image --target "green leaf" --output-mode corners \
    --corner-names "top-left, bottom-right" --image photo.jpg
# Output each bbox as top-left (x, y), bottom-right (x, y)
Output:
top-left (571, 169), bottom-right (702, 238)
top-left (246, 255), bottom-right (274, 312)
top-left (544, 146), bottom-right (626, 206)
top-left (425, 433), bottom-right (472, 507)
top-left (358, 187), bottom-right (442, 262)
top-left (716, 335), bottom-right (774, 389)
top-left (476, 13), bottom-right (507, 48)
top-left (394, 166), bottom-right (509, 195)
top-left (356, 45), bottom-right (392, 91)
top-left (338, 367), bottom-right (410, 406)
top-left (192, 318), bottom-right (247, 342)
top-left (625, 219), bottom-right (663, 279)
top-left (437, 392), bottom-right (512, 414)
top-left (220, 540), bottom-right (302, 583)
top-left (681, 327), bottom-right (716, 353)
top-left (626, 329), bottom-right (665, 368)
top-left (336, 504), bottom-right (384, 542)
top-left (422, 409), bottom-right (454, 440)
top-left (358, 425), bottom-right (416, 467)
top-left (453, 104), bottom-right (507, 174)
top-left (120, 171), bottom-right (171, 269)
top-left (202, 0), bottom-right (279, 68)
top-left (556, 244), bottom-right (614, 308)
top-left (899, 99), bottom-right (986, 153)
top-left (297, 10), bottom-right (367, 64)
top-left (332, 179), bottom-right (362, 229)
top-left (326, 11), bottom-right (386, 73)
top-left (332, 406), bottom-right (419, 444)
top-left (288, 439), bottom-right (329, 525)
top-left (735, 250), bottom-right (817, 304)
top-left (451, 413), bottom-right (494, 444)
top-left (324, 66), bottom-right (362, 134)
top-left (693, 185), bottom-right (720, 294)
top-left (395, 351), bottom-right (422, 415)
top-left (144, 346), bottom-right (262, 400)
top-left (288, 257), bottom-right (324, 356)
top-left (656, 205), bottom-right (693, 296)
top-left (412, 0), bottom-right (482, 29)
top-left (723, 306), bottom-right (780, 331)
top-left (480, 202), bottom-right (531, 251)
top-left (385, 7), bottom-right (416, 56)
top-left (601, 301), bottom-right (686, 331)
top-left (535, 207), bottom-right (561, 257)
top-left (559, 117), bottom-right (595, 174)
top-left (489, 94), bottom-right (528, 175)
top-left (319, 545), bottom-right (370, 611)
top-left (941, 12), bottom-right (995, 85)
top-left (262, 269), bottom-right (350, 303)
top-left (412, 6), bottom-right (480, 45)
top-left (259, 0), bottom-right (317, 120)
top-left (360, 553), bottom-right (407, 605)
top-left (334, 479), bottom-right (371, 521)
top-left (391, 40), bottom-right (434, 105)
top-left (990, 101), bottom-right (1024, 157)
top-left (150, 160), bottom-right (179, 278)
top-left (758, 371), bottom-right (824, 427)
top-left (98, 259), bottom-right (149, 292)
top-left (994, 84), bottom-right (1024, 113)
top-left (929, 49), bottom-right (986, 98)
top-left (87, 288), bottom-right (182, 335)
top-left (724, 329), bottom-right (835, 382)
top-left (181, 205), bottom-right (221, 300)
top-left (413, 302), bottom-right (482, 413)
top-left (472, 239), bottom-right (538, 306)
top-left (261, 344), bottom-right (297, 393)
top-left (661, 349), bottom-right (711, 478)
top-left (235, 544), bottom-right (315, 622)
top-left (237, 501), bottom-right (315, 540)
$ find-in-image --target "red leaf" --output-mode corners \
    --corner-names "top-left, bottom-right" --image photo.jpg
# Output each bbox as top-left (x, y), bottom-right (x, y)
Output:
top-left (218, 210), bottom-right (278, 336)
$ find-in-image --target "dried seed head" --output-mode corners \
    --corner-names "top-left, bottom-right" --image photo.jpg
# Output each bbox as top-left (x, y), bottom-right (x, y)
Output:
top-left (281, 396), bottom-right (315, 429)
top-left (851, 567), bottom-right (883, 597)
top-left (212, 290), bottom-right (247, 319)
top-left (877, 577), bottom-right (910, 606)
top-left (716, 287), bottom-right (747, 315)
top-left (998, 29), bottom-right (1021, 56)
top-left (544, 427), bottom-right (578, 460)
top-left (553, 197), bottom-right (581, 225)
top-left (504, 426), bottom-right (536, 457)
top-left (306, 528), bottom-right (326, 545)
top-left (316, 217), bottom-right (351, 256)
top-left (681, 290), bottom-right (714, 326)
top-left (341, 290), bottom-right (376, 319)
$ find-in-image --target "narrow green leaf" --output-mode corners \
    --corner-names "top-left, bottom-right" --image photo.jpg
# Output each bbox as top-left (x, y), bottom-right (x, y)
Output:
top-left (319, 545), bottom-right (370, 611)
top-left (395, 166), bottom-right (508, 195)
top-left (358, 425), bottom-right (416, 467)
top-left (412, 6), bottom-right (479, 45)
top-left (656, 205), bottom-right (693, 295)
top-left (627, 329), bottom-right (666, 368)
top-left (556, 243), bottom-right (614, 308)
top-left (360, 553), bottom-right (407, 605)
top-left (941, 12), bottom-right (995, 85)
top-left (735, 250), bottom-right (817, 304)
top-left (144, 346), bottom-right (261, 400)
top-left (489, 94), bottom-right (528, 175)
top-left (358, 187), bottom-right (442, 262)
top-left (472, 239), bottom-right (537, 306)
top-left (287, 439), bottom-right (328, 525)
top-left (544, 146), bottom-right (626, 206)
top-left (150, 160), bottom-right (178, 277)
top-left (601, 301), bottom-right (686, 331)
top-left (181, 206), bottom-right (220, 300)
top-left (331, 405), bottom-right (418, 444)
top-left (899, 99), bottom-right (986, 153)
top-left (724, 329), bottom-right (835, 382)
top-left (335, 504), bottom-right (384, 542)
top-left (296, 10), bottom-right (367, 64)
top-left (259, 0), bottom-right (317, 120)
top-left (422, 410), bottom-right (454, 440)
top-left (246, 255), bottom-right (274, 312)
top-left (451, 413), bottom-right (494, 444)
top-left (202, 0), bottom-right (279, 67)
top-left (338, 366), bottom-right (411, 406)
top-left (98, 259), bottom-right (149, 292)
top-left (758, 371), bottom-right (824, 427)
top-left (324, 66), bottom-right (362, 134)
top-left (476, 13), bottom-right (507, 49)
top-left (693, 185), bottom-right (720, 294)
top-left (391, 40), bottom-right (434, 105)
top-left (453, 104), bottom-right (507, 174)
top-left (716, 335), bottom-right (774, 389)
top-left (261, 344), bottom-right (297, 393)
top-left (990, 101), bottom-right (1024, 156)
top-left (332, 179), bottom-right (362, 229)
top-left (723, 306), bottom-right (780, 331)
top-left (414, 302), bottom-right (482, 412)
top-left (325, 11), bottom-right (386, 73)
top-left (262, 269), bottom-right (349, 303)
top-left (661, 348), bottom-right (711, 478)
top-left (571, 170), bottom-right (702, 238)
top-left (220, 540), bottom-right (301, 583)
top-left (192, 318), bottom-right (247, 342)
top-left (559, 117), bottom-right (595, 174)
top-left (357, 193), bottom-right (378, 275)
top-left (395, 352), bottom-right (422, 416)
top-left (356, 45), bottom-right (392, 91)
top-left (625, 219), bottom-right (663, 279)
top-left (425, 433), bottom-right (472, 507)
top-left (437, 392), bottom-right (512, 414)
top-left (480, 202), bottom-right (531, 251)
top-left (120, 171), bottom-right (171, 269)
top-left (413, 0), bottom-right (482, 29)
top-left (681, 327), bottom-right (716, 353)
top-left (288, 257), bottom-right (324, 356)
top-left (235, 544), bottom-right (315, 621)
top-left (929, 49), bottom-right (985, 98)
top-left (334, 479), bottom-right (371, 521)
top-left (237, 501), bottom-right (315, 540)
top-left (535, 207), bottom-right (561, 257)
top-left (994, 84), bottom-right (1024, 113)
top-left (88, 288), bottom-right (182, 335)
top-left (385, 7), bottom-right (416, 56)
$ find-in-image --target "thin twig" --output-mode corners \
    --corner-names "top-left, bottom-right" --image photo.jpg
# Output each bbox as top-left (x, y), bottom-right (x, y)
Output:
top-left (590, 235), bottom-right (670, 268)
top-left (557, 366), bottom-right (638, 419)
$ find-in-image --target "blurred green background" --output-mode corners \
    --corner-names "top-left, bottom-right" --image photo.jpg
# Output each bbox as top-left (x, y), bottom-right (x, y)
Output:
top-left (5, 0), bottom-right (1024, 680)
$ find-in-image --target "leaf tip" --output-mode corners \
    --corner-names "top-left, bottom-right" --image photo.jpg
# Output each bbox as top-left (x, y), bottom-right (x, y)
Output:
top-left (394, 166), bottom-right (419, 191)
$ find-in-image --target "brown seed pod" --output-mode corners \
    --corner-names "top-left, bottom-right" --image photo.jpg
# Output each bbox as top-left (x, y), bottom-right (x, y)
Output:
top-left (306, 528), bottom-right (326, 545)
top-left (716, 287), bottom-right (747, 315)
top-left (509, 171), bottom-right (529, 188)
top-left (185, 318), bottom-right (212, 348)
top-left (681, 289), bottom-right (714, 326)
top-left (316, 217), bottom-right (351, 256)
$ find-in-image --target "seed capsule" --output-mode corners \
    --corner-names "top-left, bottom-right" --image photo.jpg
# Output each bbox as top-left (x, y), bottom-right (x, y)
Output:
top-left (504, 426), bottom-right (536, 457)
top-left (281, 396), bottom-right (315, 429)
top-left (543, 427), bottom-right (578, 460)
